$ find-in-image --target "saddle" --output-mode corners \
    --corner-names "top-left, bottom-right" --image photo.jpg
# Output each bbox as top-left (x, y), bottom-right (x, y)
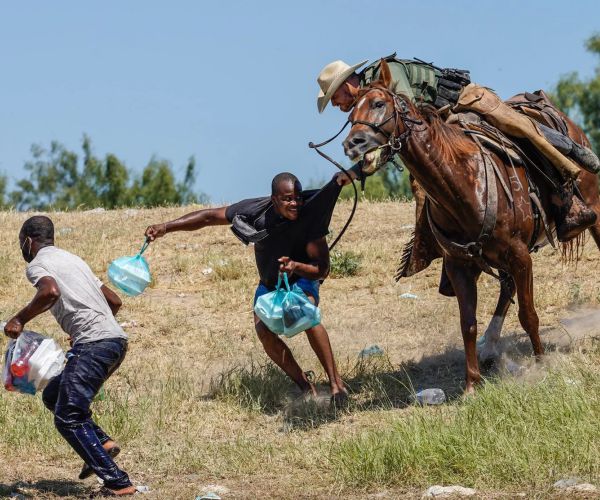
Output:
top-left (506, 90), bottom-right (570, 136)
top-left (397, 91), bottom-right (568, 282)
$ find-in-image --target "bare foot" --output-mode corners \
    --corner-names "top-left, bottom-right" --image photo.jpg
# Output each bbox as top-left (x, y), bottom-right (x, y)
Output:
top-left (301, 371), bottom-right (318, 398)
top-left (79, 441), bottom-right (121, 480)
top-left (100, 485), bottom-right (137, 496)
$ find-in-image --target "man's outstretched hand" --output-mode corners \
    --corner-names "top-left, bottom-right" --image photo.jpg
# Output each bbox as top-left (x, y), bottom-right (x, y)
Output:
top-left (4, 316), bottom-right (24, 339)
top-left (335, 170), bottom-right (358, 186)
top-left (145, 223), bottom-right (167, 242)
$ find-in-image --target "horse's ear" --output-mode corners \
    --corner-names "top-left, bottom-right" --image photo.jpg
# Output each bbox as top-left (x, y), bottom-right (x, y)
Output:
top-left (378, 59), bottom-right (393, 90)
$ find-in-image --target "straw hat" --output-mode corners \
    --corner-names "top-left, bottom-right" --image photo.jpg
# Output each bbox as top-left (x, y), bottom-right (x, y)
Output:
top-left (316, 59), bottom-right (368, 113)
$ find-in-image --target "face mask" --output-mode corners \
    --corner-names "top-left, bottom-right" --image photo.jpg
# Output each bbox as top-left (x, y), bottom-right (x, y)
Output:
top-left (20, 237), bottom-right (34, 263)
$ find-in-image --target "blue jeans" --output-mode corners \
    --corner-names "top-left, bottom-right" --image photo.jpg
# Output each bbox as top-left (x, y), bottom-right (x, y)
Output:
top-left (42, 338), bottom-right (131, 490)
top-left (254, 278), bottom-right (320, 306)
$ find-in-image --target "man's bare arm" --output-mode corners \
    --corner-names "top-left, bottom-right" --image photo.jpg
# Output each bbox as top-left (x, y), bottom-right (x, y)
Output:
top-left (4, 276), bottom-right (61, 338)
top-left (278, 237), bottom-right (330, 281)
top-left (145, 207), bottom-right (229, 241)
top-left (101, 284), bottom-right (122, 317)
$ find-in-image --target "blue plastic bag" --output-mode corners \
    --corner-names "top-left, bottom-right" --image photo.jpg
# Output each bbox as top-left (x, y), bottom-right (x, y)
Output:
top-left (254, 273), bottom-right (321, 338)
top-left (108, 239), bottom-right (152, 297)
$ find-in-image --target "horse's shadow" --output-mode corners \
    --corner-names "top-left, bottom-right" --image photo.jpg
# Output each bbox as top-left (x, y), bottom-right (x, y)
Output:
top-left (0, 479), bottom-right (94, 498)
top-left (208, 324), bottom-right (588, 431)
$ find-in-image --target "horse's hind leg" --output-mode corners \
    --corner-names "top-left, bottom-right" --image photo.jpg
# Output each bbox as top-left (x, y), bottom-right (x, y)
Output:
top-left (509, 249), bottom-right (544, 357)
top-left (478, 271), bottom-right (516, 365)
top-left (445, 259), bottom-right (482, 393)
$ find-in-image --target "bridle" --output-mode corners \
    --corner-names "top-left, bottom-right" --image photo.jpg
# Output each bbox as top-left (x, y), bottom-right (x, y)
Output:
top-left (348, 87), bottom-right (422, 160)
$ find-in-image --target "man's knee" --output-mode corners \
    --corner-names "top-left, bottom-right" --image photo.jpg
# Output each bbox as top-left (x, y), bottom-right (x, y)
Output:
top-left (54, 402), bottom-right (90, 429)
top-left (254, 320), bottom-right (275, 344)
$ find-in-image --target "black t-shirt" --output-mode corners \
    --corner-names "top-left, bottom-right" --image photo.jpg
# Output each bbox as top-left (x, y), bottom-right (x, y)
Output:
top-left (225, 177), bottom-right (342, 288)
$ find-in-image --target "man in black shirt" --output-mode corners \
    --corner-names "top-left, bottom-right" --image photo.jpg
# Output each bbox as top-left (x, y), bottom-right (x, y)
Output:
top-left (145, 173), bottom-right (348, 403)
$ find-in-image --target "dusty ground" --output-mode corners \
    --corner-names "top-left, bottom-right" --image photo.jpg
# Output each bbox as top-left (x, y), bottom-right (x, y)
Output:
top-left (0, 201), bottom-right (598, 499)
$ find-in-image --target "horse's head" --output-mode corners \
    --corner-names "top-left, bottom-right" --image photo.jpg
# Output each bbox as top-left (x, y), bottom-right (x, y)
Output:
top-left (343, 60), bottom-right (411, 175)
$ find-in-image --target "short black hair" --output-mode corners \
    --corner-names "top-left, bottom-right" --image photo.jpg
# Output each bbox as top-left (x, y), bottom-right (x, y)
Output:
top-left (271, 172), bottom-right (301, 196)
top-left (20, 216), bottom-right (55, 244)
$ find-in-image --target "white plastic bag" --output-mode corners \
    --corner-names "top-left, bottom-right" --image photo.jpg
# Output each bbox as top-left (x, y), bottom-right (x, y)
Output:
top-left (3, 330), bottom-right (65, 395)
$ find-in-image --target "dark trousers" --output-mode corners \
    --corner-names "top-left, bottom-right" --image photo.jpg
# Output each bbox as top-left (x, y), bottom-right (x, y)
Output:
top-left (42, 338), bottom-right (131, 490)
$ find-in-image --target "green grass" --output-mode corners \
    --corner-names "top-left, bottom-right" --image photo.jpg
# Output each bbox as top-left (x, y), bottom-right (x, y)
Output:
top-left (330, 357), bottom-right (600, 490)
top-left (330, 250), bottom-right (362, 278)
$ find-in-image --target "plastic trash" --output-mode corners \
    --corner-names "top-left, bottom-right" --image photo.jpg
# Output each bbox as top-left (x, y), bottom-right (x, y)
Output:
top-left (254, 273), bottom-right (321, 337)
top-left (3, 330), bottom-right (65, 394)
top-left (399, 292), bottom-right (418, 299)
top-left (108, 239), bottom-right (152, 297)
top-left (424, 485), bottom-right (477, 497)
top-left (196, 493), bottom-right (221, 500)
top-left (359, 345), bottom-right (384, 358)
top-left (413, 388), bottom-right (446, 405)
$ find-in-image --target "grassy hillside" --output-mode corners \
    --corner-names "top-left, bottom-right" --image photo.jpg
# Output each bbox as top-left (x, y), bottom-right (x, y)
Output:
top-left (0, 202), bottom-right (598, 499)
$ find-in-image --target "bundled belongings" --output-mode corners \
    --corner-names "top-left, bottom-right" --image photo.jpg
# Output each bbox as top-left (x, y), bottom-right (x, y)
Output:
top-left (3, 330), bottom-right (65, 394)
top-left (254, 273), bottom-right (321, 337)
top-left (108, 239), bottom-right (152, 297)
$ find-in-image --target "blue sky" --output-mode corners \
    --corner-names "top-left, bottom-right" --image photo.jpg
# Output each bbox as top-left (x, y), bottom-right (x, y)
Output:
top-left (1, 1), bottom-right (598, 203)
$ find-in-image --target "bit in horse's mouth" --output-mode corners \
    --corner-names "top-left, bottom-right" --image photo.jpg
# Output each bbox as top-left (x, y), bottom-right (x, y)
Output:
top-left (357, 147), bottom-right (387, 175)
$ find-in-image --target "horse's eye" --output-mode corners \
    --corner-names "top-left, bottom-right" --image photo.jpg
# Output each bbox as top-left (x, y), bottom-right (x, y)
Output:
top-left (374, 101), bottom-right (385, 109)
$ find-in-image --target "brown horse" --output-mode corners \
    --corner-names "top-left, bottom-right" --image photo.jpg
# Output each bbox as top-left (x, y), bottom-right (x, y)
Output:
top-left (342, 60), bottom-right (600, 393)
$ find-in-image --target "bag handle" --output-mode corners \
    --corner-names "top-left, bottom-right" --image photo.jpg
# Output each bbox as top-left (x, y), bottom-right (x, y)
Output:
top-left (276, 272), bottom-right (291, 292)
top-left (138, 238), bottom-right (150, 257)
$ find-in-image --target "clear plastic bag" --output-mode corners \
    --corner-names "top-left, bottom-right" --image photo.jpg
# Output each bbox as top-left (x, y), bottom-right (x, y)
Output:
top-left (108, 239), bottom-right (152, 297)
top-left (254, 273), bottom-right (321, 338)
top-left (3, 330), bottom-right (65, 395)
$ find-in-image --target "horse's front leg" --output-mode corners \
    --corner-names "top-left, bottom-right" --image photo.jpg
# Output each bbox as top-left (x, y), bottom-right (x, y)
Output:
top-left (478, 270), bottom-right (516, 365)
top-left (444, 259), bottom-right (482, 394)
top-left (509, 248), bottom-right (544, 357)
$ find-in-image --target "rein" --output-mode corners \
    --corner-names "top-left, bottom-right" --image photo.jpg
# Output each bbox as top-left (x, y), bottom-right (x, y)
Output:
top-left (308, 120), bottom-right (358, 252)
top-left (308, 88), bottom-right (422, 252)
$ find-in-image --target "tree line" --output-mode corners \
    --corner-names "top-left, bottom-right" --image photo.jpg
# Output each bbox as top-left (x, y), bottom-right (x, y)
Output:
top-left (0, 136), bottom-right (205, 211)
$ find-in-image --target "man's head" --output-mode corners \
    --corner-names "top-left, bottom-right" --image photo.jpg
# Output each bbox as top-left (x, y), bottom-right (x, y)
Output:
top-left (19, 215), bottom-right (54, 263)
top-left (317, 59), bottom-right (368, 113)
top-left (271, 173), bottom-right (303, 221)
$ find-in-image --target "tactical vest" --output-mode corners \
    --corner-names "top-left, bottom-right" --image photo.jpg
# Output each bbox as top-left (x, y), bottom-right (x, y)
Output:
top-left (360, 54), bottom-right (440, 105)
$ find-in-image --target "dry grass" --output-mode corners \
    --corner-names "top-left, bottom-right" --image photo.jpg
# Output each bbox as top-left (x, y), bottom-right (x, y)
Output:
top-left (0, 202), bottom-right (599, 499)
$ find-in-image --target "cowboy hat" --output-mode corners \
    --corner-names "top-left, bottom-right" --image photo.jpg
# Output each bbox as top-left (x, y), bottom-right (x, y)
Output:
top-left (316, 59), bottom-right (368, 113)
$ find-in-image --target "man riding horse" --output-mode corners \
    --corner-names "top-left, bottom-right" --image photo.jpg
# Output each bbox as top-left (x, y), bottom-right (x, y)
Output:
top-left (316, 55), bottom-right (600, 256)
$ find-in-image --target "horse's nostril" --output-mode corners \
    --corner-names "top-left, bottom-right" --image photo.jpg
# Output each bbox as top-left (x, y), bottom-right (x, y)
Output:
top-left (352, 136), bottom-right (366, 146)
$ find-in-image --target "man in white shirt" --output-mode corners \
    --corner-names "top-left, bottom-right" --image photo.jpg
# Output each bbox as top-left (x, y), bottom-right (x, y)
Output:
top-left (4, 216), bottom-right (136, 496)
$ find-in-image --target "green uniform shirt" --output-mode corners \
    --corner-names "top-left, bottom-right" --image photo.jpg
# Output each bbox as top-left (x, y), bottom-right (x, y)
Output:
top-left (359, 58), bottom-right (440, 105)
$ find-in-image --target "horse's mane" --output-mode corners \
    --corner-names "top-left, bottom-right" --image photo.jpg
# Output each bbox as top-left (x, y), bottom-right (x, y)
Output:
top-left (409, 101), bottom-right (479, 165)
top-left (358, 83), bottom-right (479, 165)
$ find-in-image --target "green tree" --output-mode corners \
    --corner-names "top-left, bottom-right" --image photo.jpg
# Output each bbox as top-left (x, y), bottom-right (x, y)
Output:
top-left (554, 34), bottom-right (600, 153)
top-left (10, 136), bottom-right (205, 210)
top-left (131, 158), bottom-right (179, 207)
top-left (339, 164), bottom-right (413, 201)
top-left (11, 142), bottom-right (79, 211)
top-left (0, 174), bottom-right (8, 208)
